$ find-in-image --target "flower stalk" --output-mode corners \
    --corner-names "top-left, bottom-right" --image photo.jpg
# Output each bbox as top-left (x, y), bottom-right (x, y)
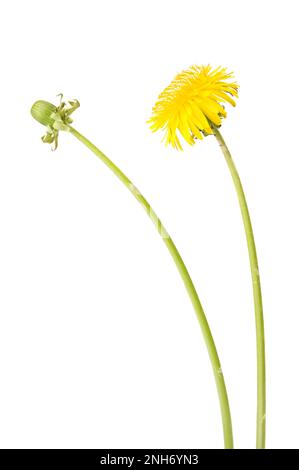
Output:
top-left (213, 127), bottom-right (266, 449)
top-left (70, 126), bottom-right (234, 448)
top-left (31, 98), bottom-right (234, 448)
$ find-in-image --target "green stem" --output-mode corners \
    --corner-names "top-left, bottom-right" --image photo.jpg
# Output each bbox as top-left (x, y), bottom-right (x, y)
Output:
top-left (69, 125), bottom-right (233, 448)
top-left (213, 127), bottom-right (266, 449)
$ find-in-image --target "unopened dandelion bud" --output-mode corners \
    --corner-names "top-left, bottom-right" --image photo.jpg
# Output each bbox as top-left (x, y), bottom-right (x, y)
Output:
top-left (30, 94), bottom-right (80, 150)
top-left (31, 100), bottom-right (57, 128)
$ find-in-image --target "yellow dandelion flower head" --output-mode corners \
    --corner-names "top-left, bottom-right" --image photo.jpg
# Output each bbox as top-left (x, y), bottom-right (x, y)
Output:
top-left (148, 65), bottom-right (239, 150)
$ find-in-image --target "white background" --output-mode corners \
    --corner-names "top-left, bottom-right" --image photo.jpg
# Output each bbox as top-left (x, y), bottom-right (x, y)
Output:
top-left (0, 0), bottom-right (298, 449)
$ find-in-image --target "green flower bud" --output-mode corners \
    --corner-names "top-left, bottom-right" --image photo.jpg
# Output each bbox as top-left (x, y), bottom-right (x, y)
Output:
top-left (31, 100), bottom-right (57, 127)
top-left (31, 95), bottom-right (80, 150)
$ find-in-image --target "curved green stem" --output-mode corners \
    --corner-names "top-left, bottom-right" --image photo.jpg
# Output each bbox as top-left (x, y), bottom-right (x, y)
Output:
top-left (213, 127), bottom-right (266, 449)
top-left (69, 125), bottom-right (233, 448)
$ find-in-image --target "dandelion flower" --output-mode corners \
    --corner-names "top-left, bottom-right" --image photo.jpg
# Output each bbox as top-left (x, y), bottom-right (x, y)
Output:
top-left (149, 65), bottom-right (239, 150)
top-left (149, 65), bottom-right (266, 448)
